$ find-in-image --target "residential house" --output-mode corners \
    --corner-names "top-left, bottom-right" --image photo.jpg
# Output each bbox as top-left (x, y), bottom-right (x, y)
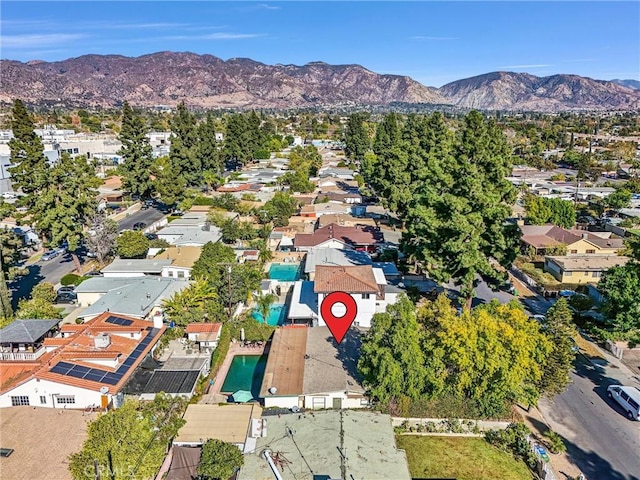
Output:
top-left (303, 248), bottom-right (372, 280)
top-left (184, 323), bottom-right (222, 353)
top-left (0, 312), bottom-right (164, 409)
top-left (0, 319), bottom-right (62, 361)
top-left (75, 277), bottom-right (187, 321)
top-left (294, 223), bottom-right (383, 253)
top-left (155, 246), bottom-right (202, 279)
top-left (316, 191), bottom-right (363, 204)
top-left (259, 326), bottom-right (367, 410)
top-left (318, 167), bottom-right (355, 180)
top-left (300, 202), bottom-right (352, 218)
top-left (316, 213), bottom-right (378, 229)
top-left (100, 259), bottom-right (172, 278)
top-left (544, 255), bottom-right (631, 284)
top-left (239, 410), bottom-right (411, 480)
top-left (155, 224), bottom-right (222, 247)
top-left (520, 225), bottom-right (625, 255)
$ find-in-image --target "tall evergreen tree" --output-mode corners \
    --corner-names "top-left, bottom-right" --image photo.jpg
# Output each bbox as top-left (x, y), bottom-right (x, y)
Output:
top-left (7, 99), bottom-right (50, 208)
top-left (198, 113), bottom-right (223, 174)
top-left (169, 102), bottom-right (201, 185)
top-left (32, 152), bottom-right (100, 271)
top-left (223, 113), bottom-right (251, 167)
top-left (117, 101), bottom-right (154, 198)
top-left (344, 112), bottom-right (370, 161)
top-left (0, 250), bottom-right (13, 324)
top-left (403, 111), bottom-right (519, 306)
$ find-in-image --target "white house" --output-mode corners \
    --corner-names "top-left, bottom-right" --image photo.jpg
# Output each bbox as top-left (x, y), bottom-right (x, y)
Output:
top-left (100, 259), bottom-right (172, 278)
top-left (0, 313), bottom-right (164, 409)
top-left (154, 246), bottom-right (202, 279)
top-left (259, 326), bottom-right (367, 410)
top-left (184, 323), bottom-right (222, 353)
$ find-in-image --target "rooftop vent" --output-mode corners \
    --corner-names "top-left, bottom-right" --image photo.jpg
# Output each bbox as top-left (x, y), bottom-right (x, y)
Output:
top-left (94, 333), bottom-right (111, 348)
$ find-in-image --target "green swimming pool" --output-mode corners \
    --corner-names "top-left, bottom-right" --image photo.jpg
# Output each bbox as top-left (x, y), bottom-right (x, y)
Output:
top-left (221, 355), bottom-right (267, 399)
top-left (252, 304), bottom-right (287, 326)
top-left (269, 263), bottom-right (301, 281)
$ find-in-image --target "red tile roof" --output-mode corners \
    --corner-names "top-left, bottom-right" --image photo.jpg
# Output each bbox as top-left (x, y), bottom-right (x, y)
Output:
top-left (185, 323), bottom-right (222, 334)
top-left (314, 265), bottom-right (380, 294)
top-left (294, 223), bottom-right (383, 248)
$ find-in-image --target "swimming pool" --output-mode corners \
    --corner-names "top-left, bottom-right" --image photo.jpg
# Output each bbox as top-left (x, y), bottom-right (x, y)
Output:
top-left (221, 355), bottom-right (267, 399)
top-left (269, 263), bottom-right (301, 281)
top-left (252, 304), bottom-right (287, 326)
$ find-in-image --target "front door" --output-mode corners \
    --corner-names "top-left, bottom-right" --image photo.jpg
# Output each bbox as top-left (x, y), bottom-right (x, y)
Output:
top-left (333, 397), bottom-right (342, 409)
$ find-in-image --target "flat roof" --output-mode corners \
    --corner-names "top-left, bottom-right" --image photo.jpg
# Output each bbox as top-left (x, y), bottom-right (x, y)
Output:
top-left (259, 327), bottom-right (307, 398)
top-left (174, 404), bottom-right (262, 445)
top-left (304, 248), bottom-right (371, 274)
top-left (546, 255), bottom-right (631, 271)
top-left (101, 258), bottom-right (172, 273)
top-left (74, 277), bottom-right (135, 293)
top-left (287, 281), bottom-right (318, 320)
top-left (238, 410), bottom-right (411, 480)
top-left (0, 407), bottom-right (97, 480)
top-left (154, 246), bottom-right (202, 268)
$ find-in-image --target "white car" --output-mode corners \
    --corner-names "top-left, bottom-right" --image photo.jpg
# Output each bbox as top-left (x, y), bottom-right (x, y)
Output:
top-left (607, 385), bottom-right (640, 420)
top-left (1, 192), bottom-right (16, 199)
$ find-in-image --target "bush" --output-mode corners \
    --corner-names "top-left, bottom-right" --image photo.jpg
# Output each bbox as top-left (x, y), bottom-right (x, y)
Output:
top-left (485, 423), bottom-right (536, 468)
top-left (210, 324), bottom-right (231, 374)
top-left (61, 274), bottom-right (84, 286)
top-left (544, 430), bottom-right (567, 454)
top-left (192, 196), bottom-right (215, 206)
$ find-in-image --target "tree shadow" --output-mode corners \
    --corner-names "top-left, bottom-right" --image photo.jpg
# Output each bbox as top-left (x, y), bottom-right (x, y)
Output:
top-left (562, 434), bottom-right (639, 480)
top-left (8, 263), bottom-right (45, 309)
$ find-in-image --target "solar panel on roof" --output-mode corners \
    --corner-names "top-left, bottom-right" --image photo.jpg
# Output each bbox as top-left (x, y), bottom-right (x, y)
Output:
top-left (105, 316), bottom-right (133, 327)
top-left (50, 363), bottom-right (72, 375)
top-left (69, 365), bottom-right (90, 376)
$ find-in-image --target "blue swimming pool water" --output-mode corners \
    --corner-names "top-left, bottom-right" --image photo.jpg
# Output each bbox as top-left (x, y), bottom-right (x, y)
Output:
top-left (221, 355), bottom-right (267, 399)
top-left (252, 304), bottom-right (287, 326)
top-left (269, 263), bottom-right (301, 281)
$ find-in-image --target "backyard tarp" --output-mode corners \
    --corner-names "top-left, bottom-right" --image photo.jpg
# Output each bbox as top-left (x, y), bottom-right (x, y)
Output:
top-left (166, 446), bottom-right (201, 480)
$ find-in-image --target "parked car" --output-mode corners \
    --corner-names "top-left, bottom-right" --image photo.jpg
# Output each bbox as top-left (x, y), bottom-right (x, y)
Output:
top-left (55, 292), bottom-right (77, 304)
top-left (41, 250), bottom-right (60, 261)
top-left (84, 270), bottom-right (103, 277)
top-left (607, 385), bottom-right (640, 420)
top-left (558, 289), bottom-right (577, 298)
top-left (57, 286), bottom-right (75, 295)
top-left (133, 222), bottom-right (147, 231)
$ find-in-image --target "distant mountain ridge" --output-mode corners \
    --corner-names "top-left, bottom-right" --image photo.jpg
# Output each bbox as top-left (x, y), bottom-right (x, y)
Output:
top-left (0, 52), bottom-right (638, 112)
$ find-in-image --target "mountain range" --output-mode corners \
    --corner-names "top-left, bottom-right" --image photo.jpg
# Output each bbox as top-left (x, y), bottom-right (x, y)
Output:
top-left (0, 52), bottom-right (638, 112)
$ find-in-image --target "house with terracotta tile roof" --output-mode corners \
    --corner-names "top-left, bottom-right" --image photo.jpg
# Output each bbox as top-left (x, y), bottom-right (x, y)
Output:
top-left (287, 265), bottom-right (403, 328)
top-left (293, 223), bottom-right (383, 253)
top-left (520, 225), bottom-right (625, 255)
top-left (0, 312), bottom-right (165, 409)
top-left (185, 323), bottom-right (222, 352)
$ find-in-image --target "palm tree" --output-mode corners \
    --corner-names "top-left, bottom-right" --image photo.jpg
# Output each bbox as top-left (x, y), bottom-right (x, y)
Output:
top-left (253, 292), bottom-right (277, 325)
top-left (162, 277), bottom-right (218, 325)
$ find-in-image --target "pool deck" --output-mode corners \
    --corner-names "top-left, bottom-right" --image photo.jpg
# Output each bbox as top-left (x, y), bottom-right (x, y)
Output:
top-left (210, 341), bottom-right (267, 397)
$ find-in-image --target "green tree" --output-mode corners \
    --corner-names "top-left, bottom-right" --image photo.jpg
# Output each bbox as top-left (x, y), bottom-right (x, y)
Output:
top-left (153, 156), bottom-right (186, 206)
top-left (7, 99), bottom-right (50, 205)
top-left (0, 250), bottom-right (13, 324)
top-left (524, 195), bottom-right (576, 228)
top-left (199, 114), bottom-right (223, 174)
top-left (32, 152), bottom-right (100, 271)
top-left (358, 295), bottom-right (427, 404)
top-left (117, 101), bottom-right (155, 198)
top-left (344, 112), bottom-right (370, 161)
top-left (253, 292), bottom-right (277, 324)
top-left (605, 188), bottom-right (632, 211)
top-left (69, 394), bottom-right (186, 480)
top-left (598, 261), bottom-right (640, 336)
top-left (169, 102), bottom-right (201, 185)
top-left (116, 230), bottom-right (150, 259)
top-left (223, 113), bottom-right (252, 167)
top-left (260, 192), bottom-right (297, 226)
top-left (538, 298), bottom-right (578, 395)
top-left (162, 277), bottom-right (223, 325)
top-left (0, 228), bottom-right (23, 272)
top-left (403, 111), bottom-right (519, 305)
top-left (197, 439), bottom-right (244, 480)
top-left (15, 297), bottom-right (61, 319)
top-left (31, 282), bottom-right (57, 303)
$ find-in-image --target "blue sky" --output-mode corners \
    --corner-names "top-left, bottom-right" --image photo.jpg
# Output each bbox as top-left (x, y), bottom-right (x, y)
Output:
top-left (1, 1), bottom-right (638, 87)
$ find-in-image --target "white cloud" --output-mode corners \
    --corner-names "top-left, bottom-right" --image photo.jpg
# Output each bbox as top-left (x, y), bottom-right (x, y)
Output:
top-left (1, 33), bottom-right (85, 49)
top-left (255, 4), bottom-right (281, 10)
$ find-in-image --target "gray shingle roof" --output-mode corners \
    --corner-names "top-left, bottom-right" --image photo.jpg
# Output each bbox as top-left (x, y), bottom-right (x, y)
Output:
top-left (0, 319), bottom-right (61, 343)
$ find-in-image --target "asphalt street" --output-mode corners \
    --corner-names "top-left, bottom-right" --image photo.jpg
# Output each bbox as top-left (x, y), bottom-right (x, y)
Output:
top-left (538, 355), bottom-right (640, 480)
top-left (8, 205), bottom-right (166, 307)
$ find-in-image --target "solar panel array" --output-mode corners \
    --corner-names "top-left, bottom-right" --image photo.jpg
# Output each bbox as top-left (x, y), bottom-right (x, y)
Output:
top-left (48, 327), bottom-right (161, 386)
top-left (105, 316), bottom-right (134, 327)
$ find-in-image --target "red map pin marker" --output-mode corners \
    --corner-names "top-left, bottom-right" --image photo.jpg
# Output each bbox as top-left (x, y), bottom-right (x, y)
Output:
top-left (320, 291), bottom-right (358, 344)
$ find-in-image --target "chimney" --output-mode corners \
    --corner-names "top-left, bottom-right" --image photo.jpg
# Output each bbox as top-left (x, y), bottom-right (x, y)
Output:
top-left (582, 233), bottom-right (588, 239)
top-left (94, 333), bottom-right (111, 348)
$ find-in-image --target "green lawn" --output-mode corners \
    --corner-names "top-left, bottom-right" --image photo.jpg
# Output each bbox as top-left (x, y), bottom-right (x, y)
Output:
top-left (396, 435), bottom-right (534, 480)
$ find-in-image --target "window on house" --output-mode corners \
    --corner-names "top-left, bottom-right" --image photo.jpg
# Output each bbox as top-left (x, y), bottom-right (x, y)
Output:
top-left (312, 397), bottom-right (326, 409)
top-left (565, 271), bottom-right (572, 277)
top-left (593, 271), bottom-right (602, 278)
top-left (40, 396), bottom-right (46, 405)
top-left (586, 249), bottom-right (595, 254)
top-left (57, 396), bottom-right (75, 404)
top-left (177, 271), bottom-right (185, 278)
top-left (11, 396), bottom-right (29, 406)
top-left (569, 249), bottom-right (578, 254)
top-left (362, 293), bottom-right (370, 299)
